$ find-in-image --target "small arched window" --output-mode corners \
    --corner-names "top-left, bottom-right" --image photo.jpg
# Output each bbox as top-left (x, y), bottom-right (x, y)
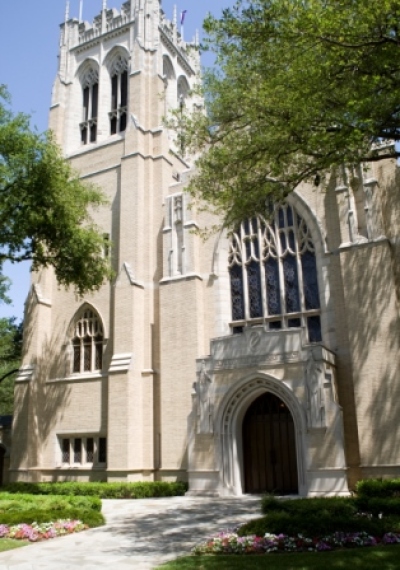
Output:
top-left (177, 75), bottom-right (190, 106)
top-left (71, 309), bottom-right (104, 374)
top-left (80, 68), bottom-right (99, 145)
top-left (228, 204), bottom-right (322, 343)
top-left (109, 56), bottom-right (128, 135)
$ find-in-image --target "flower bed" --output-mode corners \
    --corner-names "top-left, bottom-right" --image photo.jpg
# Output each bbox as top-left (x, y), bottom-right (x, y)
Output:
top-left (0, 520), bottom-right (88, 542)
top-left (193, 530), bottom-right (400, 555)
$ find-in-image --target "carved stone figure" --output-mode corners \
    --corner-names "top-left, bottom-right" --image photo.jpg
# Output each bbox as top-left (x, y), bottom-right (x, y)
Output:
top-left (305, 351), bottom-right (325, 428)
top-left (195, 360), bottom-right (213, 434)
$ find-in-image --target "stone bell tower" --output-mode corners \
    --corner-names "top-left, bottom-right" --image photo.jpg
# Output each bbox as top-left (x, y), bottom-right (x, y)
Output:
top-left (11, 0), bottom-right (202, 483)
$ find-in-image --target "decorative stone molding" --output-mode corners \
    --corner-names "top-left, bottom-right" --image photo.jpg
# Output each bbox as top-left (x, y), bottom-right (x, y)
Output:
top-left (163, 192), bottom-right (195, 279)
top-left (15, 365), bottom-right (35, 383)
top-left (33, 284), bottom-right (52, 307)
top-left (117, 263), bottom-right (144, 289)
top-left (335, 165), bottom-right (386, 248)
top-left (108, 353), bottom-right (133, 374)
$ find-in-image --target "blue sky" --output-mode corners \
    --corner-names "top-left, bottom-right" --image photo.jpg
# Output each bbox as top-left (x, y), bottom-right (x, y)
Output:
top-left (0, 0), bottom-right (232, 321)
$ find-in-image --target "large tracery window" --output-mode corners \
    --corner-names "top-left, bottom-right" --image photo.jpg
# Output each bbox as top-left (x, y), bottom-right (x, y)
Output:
top-left (80, 68), bottom-right (99, 145)
top-left (228, 204), bottom-right (322, 343)
top-left (71, 309), bottom-right (104, 374)
top-left (109, 57), bottom-right (128, 135)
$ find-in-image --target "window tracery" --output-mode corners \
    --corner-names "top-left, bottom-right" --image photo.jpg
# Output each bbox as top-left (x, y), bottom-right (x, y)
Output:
top-left (80, 68), bottom-right (99, 145)
top-left (109, 56), bottom-right (128, 135)
top-left (71, 309), bottom-right (104, 374)
top-left (228, 205), bottom-right (322, 342)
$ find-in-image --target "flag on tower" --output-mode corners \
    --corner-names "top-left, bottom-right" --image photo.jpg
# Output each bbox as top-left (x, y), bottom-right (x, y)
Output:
top-left (180, 10), bottom-right (187, 25)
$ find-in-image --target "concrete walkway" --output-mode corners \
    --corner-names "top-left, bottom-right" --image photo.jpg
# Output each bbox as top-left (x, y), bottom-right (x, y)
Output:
top-left (0, 495), bottom-right (262, 569)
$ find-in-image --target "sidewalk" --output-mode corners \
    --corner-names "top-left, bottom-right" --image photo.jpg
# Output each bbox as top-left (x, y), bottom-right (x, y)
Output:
top-left (0, 495), bottom-right (262, 569)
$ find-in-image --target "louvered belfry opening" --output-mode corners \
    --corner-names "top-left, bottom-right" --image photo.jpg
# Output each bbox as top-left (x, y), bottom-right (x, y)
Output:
top-left (242, 392), bottom-right (298, 494)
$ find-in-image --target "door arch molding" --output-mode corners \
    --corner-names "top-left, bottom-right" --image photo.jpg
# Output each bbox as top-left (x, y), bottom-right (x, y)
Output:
top-left (215, 372), bottom-right (307, 496)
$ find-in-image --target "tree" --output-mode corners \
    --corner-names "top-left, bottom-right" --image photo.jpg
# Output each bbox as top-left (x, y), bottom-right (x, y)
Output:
top-left (0, 272), bottom-right (11, 306)
top-left (181, 0), bottom-right (400, 226)
top-left (0, 317), bottom-right (22, 415)
top-left (0, 86), bottom-right (112, 295)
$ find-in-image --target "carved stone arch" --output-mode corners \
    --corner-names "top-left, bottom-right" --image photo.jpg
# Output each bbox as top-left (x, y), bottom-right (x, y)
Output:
top-left (163, 54), bottom-right (176, 81)
top-left (215, 372), bottom-right (307, 496)
top-left (287, 191), bottom-right (328, 254)
top-left (76, 58), bottom-right (100, 87)
top-left (66, 303), bottom-right (106, 375)
top-left (66, 302), bottom-right (107, 340)
top-left (287, 192), bottom-right (333, 344)
top-left (103, 45), bottom-right (130, 75)
top-left (163, 55), bottom-right (176, 113)
top-left (177, 75), bottom-right (190, 104)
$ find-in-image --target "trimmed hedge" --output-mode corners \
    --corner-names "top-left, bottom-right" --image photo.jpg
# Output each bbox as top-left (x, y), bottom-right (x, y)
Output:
top-left (261, 495), bottom-right (357, 518)
top-left (356, 479), bottom-right (400, 499)
top-left (355, 497), bottom-right (400, 517)
top-left (0, 493), bottom-right (104, 527)
top-left (239, 511), bottom-right (400, 538)
top-left (0, 493), bottom-right (101, 512)
top-left (0, 508), bottom-right (104, 527)
top-left (240, 495), bottom-right (400, 538)
top-left (3, 481), bottom-right (188, 499)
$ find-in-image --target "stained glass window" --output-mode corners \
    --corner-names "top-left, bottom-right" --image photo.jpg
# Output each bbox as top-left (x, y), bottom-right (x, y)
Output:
top-left (301, 251), bottom-right (320, 310)
top-left (265, 257), bottom-right (281, 315)
top-left (228, 205), bottom-right (322, 343)
top-left (247, 260), bottom-right (262, 318)
top-left (229, 265), bottom-right (245, 321)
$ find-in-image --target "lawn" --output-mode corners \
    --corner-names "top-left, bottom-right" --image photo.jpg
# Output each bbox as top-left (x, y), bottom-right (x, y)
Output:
top-left (0, 538), bottom-right (28, 552)
top-left (159, 544), bottom-right (400, 570)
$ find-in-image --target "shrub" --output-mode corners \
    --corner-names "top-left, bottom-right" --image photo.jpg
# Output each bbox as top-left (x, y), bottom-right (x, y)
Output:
top-left (3, 481), bottom-right (188, 499)
top-left (0, 508), bottom-right (104, 527)
top-left (261, 496), bottom-right (357, 517)
top-left (0, 493), bottom-right (104, 528)
top-left (238, 512), bottom-right (399, 538)
top-left (355, 497), bottom-right (400, 517)
top-left (0, 493), bottom-right (101, 512)
top-left (356, 479), bottom-right (400, 498)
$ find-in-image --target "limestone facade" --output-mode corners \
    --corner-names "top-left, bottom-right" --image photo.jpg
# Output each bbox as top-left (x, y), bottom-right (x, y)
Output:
top-left (10, 1), bottom-right (400, 495)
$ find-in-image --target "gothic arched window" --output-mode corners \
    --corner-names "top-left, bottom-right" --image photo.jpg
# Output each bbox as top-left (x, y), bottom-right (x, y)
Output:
top-left (80, 68), bottom-right (99, 145)
top-left (109, 56), bottom-right (128, 135)
top-left (228, 205), bottom-right (322, 343)
top-left (71, 309), bottom-right (104, 374)
top-left (177, 75), bottom-right (190, 106)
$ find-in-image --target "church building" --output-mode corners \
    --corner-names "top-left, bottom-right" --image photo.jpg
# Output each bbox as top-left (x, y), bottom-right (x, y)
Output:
top-left (11, 0), bottom-right (400, 496)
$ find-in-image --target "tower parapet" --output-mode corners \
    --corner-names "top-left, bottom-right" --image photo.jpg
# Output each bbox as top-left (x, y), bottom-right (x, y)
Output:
top-left (53, 1), bottom-right (201, 156)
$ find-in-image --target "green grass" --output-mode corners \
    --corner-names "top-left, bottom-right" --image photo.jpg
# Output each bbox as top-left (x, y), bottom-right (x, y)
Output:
top-left (0, 539), bottom-right (28, 553)
top-left (157, 545), bottom-right (400, 569)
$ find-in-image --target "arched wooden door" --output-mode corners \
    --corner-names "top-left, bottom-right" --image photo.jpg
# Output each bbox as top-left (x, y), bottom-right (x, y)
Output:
top-left (242, 392), bottom-right (298, 494)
